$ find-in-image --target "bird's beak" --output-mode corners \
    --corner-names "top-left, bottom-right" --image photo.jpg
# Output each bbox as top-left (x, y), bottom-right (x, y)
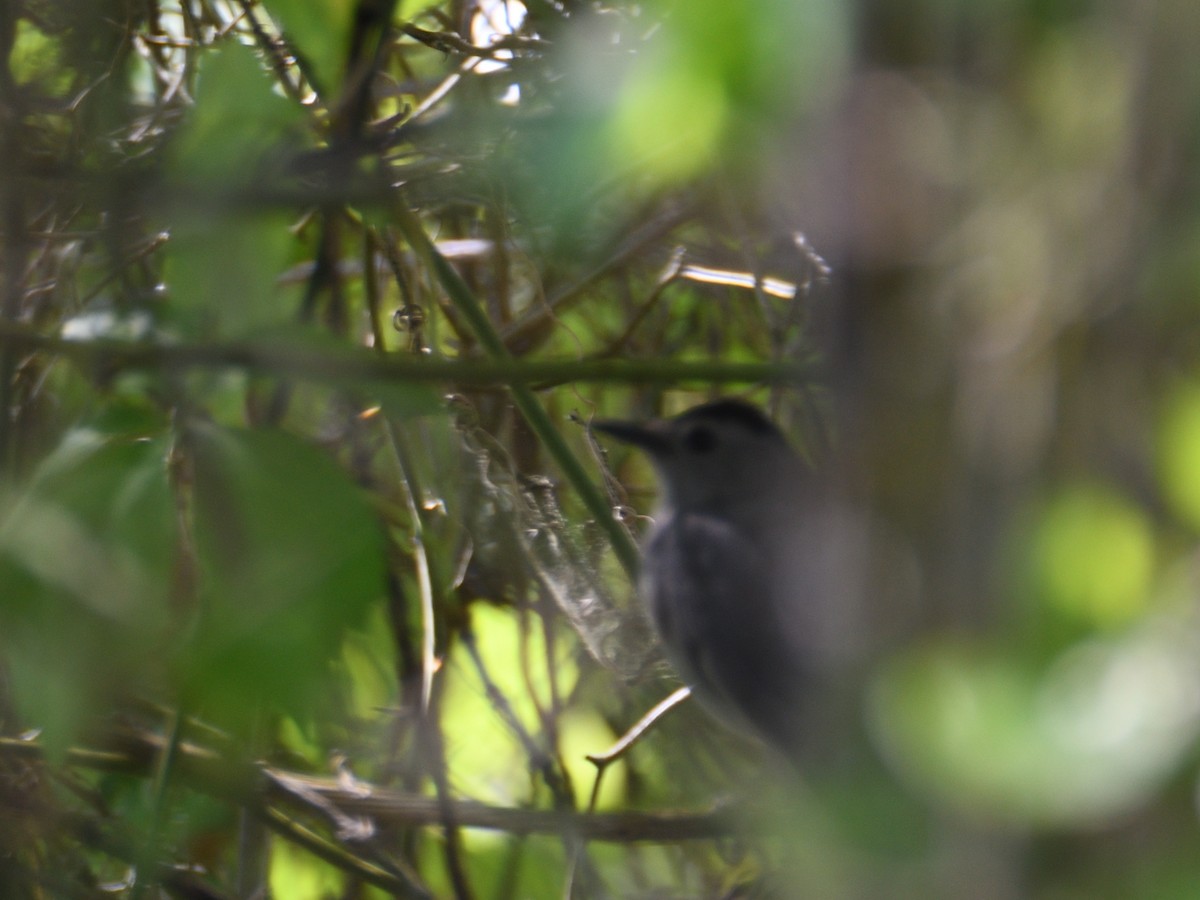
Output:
top-left (591, 417), bottom-right (673, 455)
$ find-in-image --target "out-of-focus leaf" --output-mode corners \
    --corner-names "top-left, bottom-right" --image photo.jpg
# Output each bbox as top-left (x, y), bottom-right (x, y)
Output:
top-left (1157, 381), bottom-right (1200, 531)
top-left (870, 623), bottom-right (1200, 827)
top-left (164, 42), bottom-right (309, 337)
top-left (169, 41), bottom-right (307, 186)
top-left (9, 18), bottom-right (69, 93)
top-left (0, 434), bottom-right (175, 755)
top-left (601, 0), bottom-right (849, 183)
top-left (1029, 482), bottom-right (1154, 629)
top-left (607, 41), bottom-right (728, 183)
top-left (261, 0), bottom-right (353, 98)
top-left (166, 211), bottom-right (298, 338)
top-left (178, 423), bottom-right (385, 731)
top-left (371, 381), bottom-right (446, 420)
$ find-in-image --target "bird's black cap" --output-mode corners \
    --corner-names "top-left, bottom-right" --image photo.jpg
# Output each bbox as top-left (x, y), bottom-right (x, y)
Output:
top-left (674, 399), bottom-right (784, 440)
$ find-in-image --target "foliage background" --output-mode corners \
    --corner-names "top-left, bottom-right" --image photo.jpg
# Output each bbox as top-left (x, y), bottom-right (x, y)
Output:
top-left (2, 0), bottom-right (1200, 897)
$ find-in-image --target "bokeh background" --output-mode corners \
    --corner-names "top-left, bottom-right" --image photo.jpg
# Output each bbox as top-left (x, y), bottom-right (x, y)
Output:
top-left (2, 0), bottom-right (1200, 897)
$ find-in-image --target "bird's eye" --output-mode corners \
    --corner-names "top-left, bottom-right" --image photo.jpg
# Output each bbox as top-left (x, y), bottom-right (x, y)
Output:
top-left (683, 425), bottom-right (717, 454)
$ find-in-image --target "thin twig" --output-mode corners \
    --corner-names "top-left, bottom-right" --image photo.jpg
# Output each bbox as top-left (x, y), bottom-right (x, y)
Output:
top-left (566, 687), bottom-right (692, 894)
top-left (383, 418), bottom-right (439, 712)
top-left (586, 686), bottom-right (692, 771)
top-left (399, 22), bottom-right (547, 58)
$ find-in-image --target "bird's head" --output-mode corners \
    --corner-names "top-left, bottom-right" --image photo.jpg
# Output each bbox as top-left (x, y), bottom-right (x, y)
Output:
top-left (593, 400), bottom-right (803, 518)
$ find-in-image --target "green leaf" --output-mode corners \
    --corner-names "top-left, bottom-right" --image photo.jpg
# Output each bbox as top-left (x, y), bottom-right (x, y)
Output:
top-left (165, 41), bottom-right (309, 337)
top-left (0, 434), bottom-right (176, 755)
top-left (598, 0), bottom-right (850, 184)
top-left (262, 0), bottom-right (354, 98)
top-left (1157, 380), bottom-right (1200, 531)
top-left (178, 424), bottom-right (385, 731)
top-left (1030, 482), bottom-right (1155, 629)
top-left (170, 41), bottom-right (308, 186)
top-left (165, 210), bottom-right (298, 338)
top-left (869, 629), bottom-right (1200, 828)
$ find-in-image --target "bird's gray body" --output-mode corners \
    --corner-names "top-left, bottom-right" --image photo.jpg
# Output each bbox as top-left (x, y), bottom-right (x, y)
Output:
top-left (642, 508), bottom-right (810, 750)
top-left (596, 400), bottom-right (817, 753)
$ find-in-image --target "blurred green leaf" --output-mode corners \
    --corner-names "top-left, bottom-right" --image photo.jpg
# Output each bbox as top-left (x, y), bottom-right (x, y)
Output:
top-left (1157, 381), bottom-right (1200, 531)
top-left (165, 211), bottom-right (298, 338)
top-left (608, 41), bottom-right (728, 183)
top-left (10, 18), bottom-right (71, 94)
top-left (165, 41), bottom-right (309, 337)
top-left (178, 423), bottom-right (385, 731)
top-left (0, 434), bottom-right (175, 754)
top-left (870, 624), bottom-right (1200, 828)
top-left (1030, 482), bottom-right (1154, 629)
top-left (603, 0), bottom-right (849, 182)
top-left (170, 41), bottom-right (308, 185)
top-left (262, 0), bottom-right (353, 98)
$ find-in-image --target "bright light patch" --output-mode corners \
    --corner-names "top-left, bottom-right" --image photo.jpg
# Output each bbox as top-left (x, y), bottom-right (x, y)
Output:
top-left (679, 263), bottom-right (798, 300)
top-left (470, 0), bottom-right (527, 75)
